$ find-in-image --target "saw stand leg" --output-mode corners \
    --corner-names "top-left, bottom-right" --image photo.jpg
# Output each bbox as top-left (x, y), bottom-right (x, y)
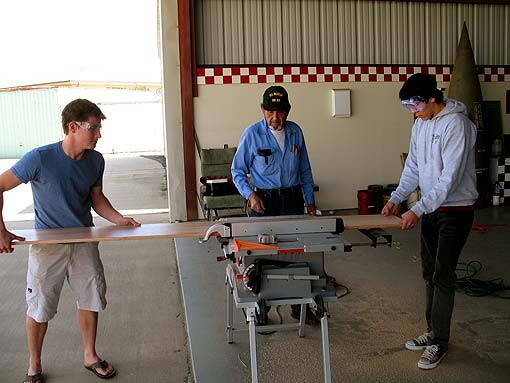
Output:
top-left (246, 307), bottom-right (259, 383)
top-left (320, 314), bottom-right (332, 383)
top-left (226, 274), bottom-right (234, 344)
top-left (226, 276), bottom-right (259, 382)
top-left (225, 272), bottom-right (331, 383)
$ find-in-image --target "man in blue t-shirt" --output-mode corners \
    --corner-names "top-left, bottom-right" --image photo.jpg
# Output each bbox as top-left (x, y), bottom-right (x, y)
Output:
top-left (0, 99), bottom-right (140, 383)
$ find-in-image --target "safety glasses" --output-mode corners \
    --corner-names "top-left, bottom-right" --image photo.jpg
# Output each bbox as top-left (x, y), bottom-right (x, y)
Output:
top-left (401, 96), bottom-right (427, 112)
top-left (74, 121), bottom-right (102, 133)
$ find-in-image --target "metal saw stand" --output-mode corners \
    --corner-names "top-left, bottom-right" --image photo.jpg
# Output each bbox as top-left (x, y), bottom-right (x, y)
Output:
top-left (225, 263), bottom-right (337, 383)
top-left (200, 216), bottom-right (392, 383)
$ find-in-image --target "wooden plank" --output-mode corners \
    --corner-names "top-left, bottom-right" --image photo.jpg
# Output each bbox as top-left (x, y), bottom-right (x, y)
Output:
top-left (13, 222), bottom-right (213, 246)
top-left (12, 215), bottom-right (401, 246)
top-left (340, 214), bottom-right (401, 229)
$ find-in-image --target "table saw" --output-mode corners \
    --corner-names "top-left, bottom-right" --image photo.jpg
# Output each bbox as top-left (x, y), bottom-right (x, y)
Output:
top-left (199, 215), bottom-right (397, 383)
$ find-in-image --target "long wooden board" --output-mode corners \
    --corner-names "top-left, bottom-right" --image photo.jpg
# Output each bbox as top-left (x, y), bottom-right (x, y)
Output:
top-left (12, 215), bottom-right (401, 246)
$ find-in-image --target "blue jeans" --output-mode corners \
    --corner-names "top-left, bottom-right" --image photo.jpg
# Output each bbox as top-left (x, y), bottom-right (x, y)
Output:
top-left (420, 210), bottom-right (474, 350)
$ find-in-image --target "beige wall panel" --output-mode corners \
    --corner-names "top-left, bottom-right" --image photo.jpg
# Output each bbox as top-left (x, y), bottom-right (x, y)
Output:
top-left (195, 0), bottom-right (510, 66)
top-left (243, 0), bottom-right (264, 63)
top-left (161, 0), bottom-right (186, 221)
top-left (194, 82), bottom-right (416, 210)
top-left (262, 0), bottom-right (284, 63)
top-left (223, 1), bottom-right (244, 64)
top-left (194, 79), bottom-right (509, 209)
top-left (282, 1), bottom-right (302, 63)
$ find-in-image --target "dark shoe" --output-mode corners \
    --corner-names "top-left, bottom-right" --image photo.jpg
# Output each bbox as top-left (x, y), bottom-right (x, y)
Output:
top-left (417, 344), bottom-right (447, 369)
top-left (23, 373), bottom-right (43, 383)
top-left (290, 304), bottom-right (320, 325)
top-left (405, 331), bottom-right (432, 351)
top-left (84, 360), bottom-right (117, 379)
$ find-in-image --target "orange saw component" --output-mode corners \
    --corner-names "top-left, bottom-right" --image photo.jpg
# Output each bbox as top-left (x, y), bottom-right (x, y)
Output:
top-left (230, 239), bottom-right (279, 252)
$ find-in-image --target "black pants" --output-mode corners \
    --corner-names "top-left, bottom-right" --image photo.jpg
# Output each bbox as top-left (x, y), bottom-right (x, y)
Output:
top-left (250, 185), bottom-right (304, 217)
top-left (420, 210), bottom-right (474, 350)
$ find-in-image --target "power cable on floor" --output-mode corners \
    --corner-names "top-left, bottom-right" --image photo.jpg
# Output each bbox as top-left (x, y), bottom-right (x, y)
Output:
top-left (327, 274), bottom-right (350, 299)
top-left (455, 260), bottom-right (510, 299)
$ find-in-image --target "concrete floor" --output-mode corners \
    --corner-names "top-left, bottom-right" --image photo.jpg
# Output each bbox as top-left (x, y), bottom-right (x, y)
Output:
top-left (0, 155), bottom-right (509, 382)
top-left (176, 208), bottom-right (510, 383)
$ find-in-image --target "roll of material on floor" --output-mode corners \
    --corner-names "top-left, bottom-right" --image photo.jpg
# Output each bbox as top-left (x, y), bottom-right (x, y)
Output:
top-left (357, 190), bottom-right (377, 215)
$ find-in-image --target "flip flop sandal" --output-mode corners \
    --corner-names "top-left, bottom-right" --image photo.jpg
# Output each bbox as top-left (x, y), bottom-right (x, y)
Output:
top-left (23, 373), bottom-right (43, 383)
top-left (84, 360), bottom-right (117, 379)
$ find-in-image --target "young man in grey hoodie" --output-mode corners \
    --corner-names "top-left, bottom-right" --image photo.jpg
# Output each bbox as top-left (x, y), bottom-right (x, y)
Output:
top-left (382, 73), bottom-right (478, 369)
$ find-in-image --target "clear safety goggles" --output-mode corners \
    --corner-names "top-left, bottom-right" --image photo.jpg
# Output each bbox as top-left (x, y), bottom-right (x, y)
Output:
top-left (401, 96), bottom-right (426, 112)
top-left (74, 121), bottom-right (102, 133)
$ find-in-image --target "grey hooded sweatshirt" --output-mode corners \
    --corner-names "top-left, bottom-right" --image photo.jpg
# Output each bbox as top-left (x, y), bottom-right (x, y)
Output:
top-left (389, 98), bottom-right (478, 217)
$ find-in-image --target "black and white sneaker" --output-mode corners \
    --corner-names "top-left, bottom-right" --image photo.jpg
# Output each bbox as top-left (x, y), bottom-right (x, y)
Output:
top-left (417, 344), bottom-right (447, 369)
top-left (405, 332), bottom-right (432, 351)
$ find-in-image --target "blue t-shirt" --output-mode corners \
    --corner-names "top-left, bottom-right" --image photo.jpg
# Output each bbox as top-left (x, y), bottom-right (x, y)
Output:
top-left (11, 142), bottom-right (104, 229)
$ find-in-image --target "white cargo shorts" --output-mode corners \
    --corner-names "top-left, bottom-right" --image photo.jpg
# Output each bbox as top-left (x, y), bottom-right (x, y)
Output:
top-left (26, 242), bottom-right (107, 323)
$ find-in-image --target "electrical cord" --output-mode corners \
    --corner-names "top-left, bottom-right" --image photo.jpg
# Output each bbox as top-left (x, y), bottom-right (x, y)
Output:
top-left (326, 274), bottom-right (350, 299)
top-left (455, 261), bottom-right (510, 299)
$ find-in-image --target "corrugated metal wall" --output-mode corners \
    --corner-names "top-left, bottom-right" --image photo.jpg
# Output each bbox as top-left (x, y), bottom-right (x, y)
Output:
top-left (0, 89), bottom-right (61, 159)
top-left (195, 0), bottom-right (510, 65)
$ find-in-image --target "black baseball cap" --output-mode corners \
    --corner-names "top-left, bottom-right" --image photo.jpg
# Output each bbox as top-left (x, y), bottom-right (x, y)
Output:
top-left (262, 86), bottom-right (291, 112)
top-left (399, 73), bottom-right (443, 103)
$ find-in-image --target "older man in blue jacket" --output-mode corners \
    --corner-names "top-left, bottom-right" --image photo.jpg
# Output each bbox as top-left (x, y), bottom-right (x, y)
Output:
top-left (232, 85), bottom-right (318, 323)
top-left (232, 85), bottom-right (316, 217)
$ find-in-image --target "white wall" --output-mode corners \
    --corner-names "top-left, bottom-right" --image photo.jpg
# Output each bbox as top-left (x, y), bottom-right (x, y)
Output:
top-left (194, 80), bottom-right (507, 210)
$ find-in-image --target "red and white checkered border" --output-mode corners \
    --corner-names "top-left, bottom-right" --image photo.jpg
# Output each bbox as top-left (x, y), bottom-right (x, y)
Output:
top-left (196, 65), bottom-right (510, 85)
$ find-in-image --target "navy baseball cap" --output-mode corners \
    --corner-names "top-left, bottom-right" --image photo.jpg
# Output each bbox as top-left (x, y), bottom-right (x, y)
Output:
top-left (262, 86), bottom-right (291, 112)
